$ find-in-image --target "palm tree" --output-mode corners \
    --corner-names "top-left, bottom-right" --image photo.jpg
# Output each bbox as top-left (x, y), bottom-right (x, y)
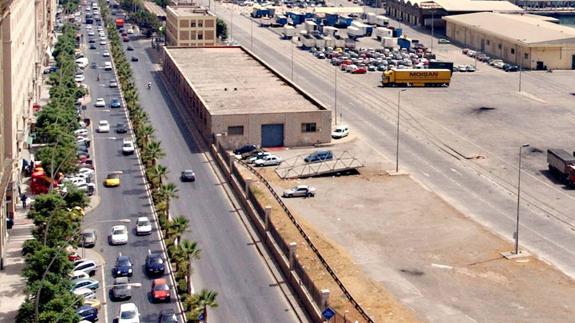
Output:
top-left (148, 164), bottom-right (168, 188)
top-left (140, 124), bottom-right (155, 148)
top-left (191, 289), bottom-right (218, 322)
top-left (166, 215), bottom-right (188, 242)
top-left (158, 183), bottom-right (179, 220)
top-left (144, 141), bottom-right (165, 167)
top-left (180, 239), bottom-right (201, 261)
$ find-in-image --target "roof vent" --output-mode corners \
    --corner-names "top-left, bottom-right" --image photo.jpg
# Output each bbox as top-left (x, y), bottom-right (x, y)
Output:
top-left (224, 88), bottom-right (227, 91)
top-left (234, 88), bottom-right (237, 91)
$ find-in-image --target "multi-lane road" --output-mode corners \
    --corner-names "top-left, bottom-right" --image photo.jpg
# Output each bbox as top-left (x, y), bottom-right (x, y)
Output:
top-left (79, 7), bottom-right (306, 322)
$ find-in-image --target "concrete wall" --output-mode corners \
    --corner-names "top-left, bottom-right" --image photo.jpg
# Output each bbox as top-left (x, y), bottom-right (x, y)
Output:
top-left (446, 20), bottom-right (575, 69)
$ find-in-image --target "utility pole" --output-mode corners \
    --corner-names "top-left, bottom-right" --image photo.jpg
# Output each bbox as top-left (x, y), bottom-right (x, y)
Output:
top-left (334, 65), bottom-right (338, 125)
top-left (396, 89), bottom-right (407, 173)
top-left (515, 143), bottom-right (529, 255)
top-left (291, 39), bottom-right (294, 80)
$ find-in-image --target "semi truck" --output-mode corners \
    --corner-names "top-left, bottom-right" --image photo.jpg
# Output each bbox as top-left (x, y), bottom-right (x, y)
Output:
top-left (547, 149), bottom-right (575, 186)
top-left (381, 69), bottom-right (452, 87)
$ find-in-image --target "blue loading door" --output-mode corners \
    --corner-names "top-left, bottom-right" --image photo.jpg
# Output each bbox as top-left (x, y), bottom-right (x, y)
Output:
top-left (261, 124), bottom-right (284, 147)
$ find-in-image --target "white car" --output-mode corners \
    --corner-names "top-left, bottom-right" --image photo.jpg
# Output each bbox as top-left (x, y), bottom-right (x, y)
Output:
top-left (135, 217), bottom-right (152, 235)
top-left (97, 120), bottom-right (110, 133)
top-left (104, 61), bottom-right (112, 70)
top-left (88, 31), bottom-right (95, 36)
top-left (247, 152), bottom-right (271, 164)
top-left (122, 139), bottom-right (135, 155)
top-left (75, 74), bottom-right (85, 82)
top-left (63, 177), bottom-right (87, 187)
top-left (75, 57), bottom-right (89, 68)
top-left (73, 287), bottom-right (96, 300)
top-left (74, 128), bottom-right (89, 136)
top-left (118, 303), bottom-right (140, 323)
top-left (78, 167), bottom-right (95, 177)
top-left (95, 98), bottom-right (106, 107)
top-left (110, 225), bottom-right (128, 245)
top-left (102, 51), bottom-right (110, 57)
top-left (331, 125), bottom-right (349, 139)
top-left (73, 259), bottom-right (97, 276)
top-left (254, 155), bottom-right (282, 167)
top-left (69, 270), bottom-right (90, 281)
top-left (99, 40), bottom-right (107, 45)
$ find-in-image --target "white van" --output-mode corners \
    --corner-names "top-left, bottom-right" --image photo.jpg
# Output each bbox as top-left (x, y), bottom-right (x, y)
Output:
top-left (104, 61), bottom-right (112, 71)
top-left (75, 57), bottom-right (89, 68)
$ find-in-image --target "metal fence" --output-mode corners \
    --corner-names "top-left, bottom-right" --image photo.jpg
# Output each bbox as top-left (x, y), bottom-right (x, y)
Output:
top-left (268, 222), bottom-right (290, 256)
top-left (293, 257), bottom-right (324, 308)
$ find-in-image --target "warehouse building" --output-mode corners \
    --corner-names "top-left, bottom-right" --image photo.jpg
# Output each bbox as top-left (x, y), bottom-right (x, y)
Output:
top-left (386, 0), bottom-right (522, 28)
top-left (444, 12), bottom-right (575, 69)
top-left (162, 46), bottom-right (332, 149)
top-left (165, 5), bottom-right (216, 47)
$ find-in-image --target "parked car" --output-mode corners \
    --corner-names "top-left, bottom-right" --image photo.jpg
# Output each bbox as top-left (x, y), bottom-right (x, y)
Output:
top-left (69, 270), bottom-right (90, 281)
top-left (180, 169), bottom-right (196, 182)
top-left (73, 287), bottom-right (96, 300)
top-left (145, 251), bottom-right (165, 276)
top-left (151, 278), bottom-right (171, 303)
top-left (254, 154), bottom-right (282, 167)
top-left (71, 278), bottom-right (100, 291)
top-left (504, 64), bottom-right (519, 72)
top-left (247, 152), bottom-right (271, 164)
top-left (351, 67), bottom-right (367, 74)
top-left (438, 38), bottom-right (450, 44)
top-left (73, 259), bottom-right (97, 276)
top-left (304, 150), bottom-right (333, 163)
top-left (109, 79), bottom-right (118, 88)
top-left (283, 185), bottom-right (316, 198)
top-left (97, 120), bottom-right (110, 133)
top-left (114, 255), bottom-right (133, 277)
top-left (234, 144), bottom-right (257, 157)
top-left (122, 139), bottom-right (135, 155)
top-left (111, 276), bottom-right (132, 301)
top-left (331, 125), bottom-right (349, 139)
top-left (135, 216), bottom-right (152, 235)
top-left (77, 305), bottom-right (98, 322)
top-left (110, 225), bottom-right (129, 245)
top-left (465, 65), bottom-right (476, 72)
top-left (118, 303), bottom-right (140, 323)
top-left (127, 45), bottom-right (134, 51)
top-left (81, 229), bottom-right (97, 248)
top-left (83, 298), bottom-right (102, 310)
top-left (131, 56), bottom-right (139, 62)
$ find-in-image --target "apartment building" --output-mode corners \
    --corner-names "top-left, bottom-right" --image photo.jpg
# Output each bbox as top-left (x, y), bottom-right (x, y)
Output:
top-left (166, 5), bottom-right (217, 47)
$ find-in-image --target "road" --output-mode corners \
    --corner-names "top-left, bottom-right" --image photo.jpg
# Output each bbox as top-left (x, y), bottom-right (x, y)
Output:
top-left (205, 1), bottom-right (575, 281)
top-left (79, 21), bottom-right (178, 322)
top-left (120, 34), bottom-right (304, 323)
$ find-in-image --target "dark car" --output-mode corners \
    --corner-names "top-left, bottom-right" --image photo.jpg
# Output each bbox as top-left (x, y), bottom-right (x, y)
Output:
top-left (127, 45), bottom-right (134, 51)
top-left (159, 309), bottom-right (178, 323)
top-left (304, 150), bottom-right (334, 163)
top-left (81, 229), bottom-right (97, 248)
top-left (122, 36), bottom-right (129, 42)
top-left (114, 255), bottom-right (133, 277)
top-left (180, 169), bottom-right (196, 182)
top-left (89, 43), bottom-right (97, 49)
top-left (504, 64), bottom-right (519, 72)
top-left (115, 122), bottom-right (128, 134)
top-left (131, 56), bottom-right (139, 62)
top-left (145, 251), bottom-right (165, 276)
top-left (76, 305), bottom-right (98, 322)
top-left (110, 98), bottom-right (121, 109)
top-left (233, 144), bottom-right (257, 157)
top-left (111, 276), bottom-right (131, 301)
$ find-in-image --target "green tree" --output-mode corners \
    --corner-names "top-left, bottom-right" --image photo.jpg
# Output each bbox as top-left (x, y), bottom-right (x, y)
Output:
top-left (188, 289), bottom-right (219, 322)
top-left (147, 164), bottom-right (168, 188)
top-left (62, 184), bottom-right (89, 208)
top-left (22, 246), bottom-right (72, 282)
top-left (166, 215), bottom-right (188, 242)
top-left (217, 18), bottom-right (228, 40)
top-left (144, 141), bottom-right (165, 166)
top-left (35, 143), bottom-right (78, 177)
top-left (158, 183), bottom-right (179, 219)
top-left (154, 0), bottom-right (170, 7)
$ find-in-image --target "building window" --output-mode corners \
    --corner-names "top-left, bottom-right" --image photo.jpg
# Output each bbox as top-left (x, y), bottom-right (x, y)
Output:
top-left (228, 126), bottom-right (244, 136)
top-left (498, 43), bottom-right (502, 50)
top-left (198, 20), bottom-right (203, 27)
top-left (511, 48), bottom-right (515, 54)
top-left (486, 40), bottom-right (490, 45)
top-left (524, 53), bottom-right (529, 59)
top-left (198, 33), bottom-right (203, 40)
top-left (301, 123), bottom-right (317, 133)
top-left (190, 20), bottom-right (196, 27)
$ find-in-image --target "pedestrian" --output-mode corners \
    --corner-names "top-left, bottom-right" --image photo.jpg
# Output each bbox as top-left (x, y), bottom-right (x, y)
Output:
top-left (20, 193), bottom-right (28, 209)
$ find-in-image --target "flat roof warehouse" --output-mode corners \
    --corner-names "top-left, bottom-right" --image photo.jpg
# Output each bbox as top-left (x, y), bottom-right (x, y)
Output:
top-left (163, 47), bottom-right (328, 115)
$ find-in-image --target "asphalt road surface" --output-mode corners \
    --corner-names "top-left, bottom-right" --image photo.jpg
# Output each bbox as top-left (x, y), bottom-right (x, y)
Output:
top-left (79, 22), bottom-right (178, 322)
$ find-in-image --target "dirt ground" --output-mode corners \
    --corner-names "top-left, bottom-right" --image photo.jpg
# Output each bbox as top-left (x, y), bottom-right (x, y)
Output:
top-left (237, 138), bottom-right (575, 323)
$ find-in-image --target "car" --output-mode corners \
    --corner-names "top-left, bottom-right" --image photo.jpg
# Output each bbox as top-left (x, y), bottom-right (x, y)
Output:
top-left (69, 270), bottom-right (90, 281)
top-left (159, 309), bottom-right (178, 323)
top-left (135, 216), bottom-right (152, 235)
top-left (73, 259), bottom-right (97, 276)
top-left (180, 169), bottom-right (196, 182)
top-left (116, 122), bottom-right (129, 134)
top-left (111, 276), bottom-right (132, 301)
top-left (88, 31), bottom-right (95, 36)
top-left (151, 278), bottom-right (170, 303)
top-left (75, 74), bottom-right (85, 82)
top-left (351, 67), bottom-right (367, 74)
top-left (81, 229), bottom-right (97, 248)
top-left (95, 98), bottom-right (106, 107)
top-left (89, 43), bottom-right (97, 49)
top-left (77, 167), bottom-right (95, 177)
top-left (233, 144), bottom-right (257, 157)
top-left (304, 150), bottom-right (333, 163)
top-left (83, 298), bottom-right (102, 310)
top-left (122, 36), bottom-right (129, 42)
top-left (504, 64), bottom-right (519, 72)
top-left (254, 154), bottom-right (282, 167)
top-left (282, 185), bottom-right (316, 198)
top-left (77, 305), bottom-right (98, 322)
top-left (114, 255), bottom-right (133, 277)
top-left (71, 278), bottom-right (100, 291)
top-left (102, 51), bottom-right (110, 57)
top-left (88, 38), bottom-right (96, 43)
top-left (99, 35), bottom-right (106, 41)
top-left (131, 56), bottom-right (139, 62)
top-left (104, 61), bottom-right (112, 70)
top-left (97, 120), bottom-right (110, 133)
top-left (73, 287), bottom-right (97, 300)
top-left (247, 152), bottom-right (271, 164)
top-left (109, 80), bottom-right (118, 88)
top-left (110, 225), bottom-right (128, 245)
top-left (127, 45), bottom-right (134, 51)
top-left (104, 173), bottom-right (121, 187)
top-left (122, 139), bottom-right (135, 155)
top-left (145, 251), bottom-right (165, 276)
top-left (438, 38), bottom-right (450, 44)
top-left (332, 125), bottom-right (349, 139)
top-left (118, 303), bottom-right (140, 323)
top-left (110, 98), bottom-right (122, 109)
top-left (99, 40), bottom-right (106, 45)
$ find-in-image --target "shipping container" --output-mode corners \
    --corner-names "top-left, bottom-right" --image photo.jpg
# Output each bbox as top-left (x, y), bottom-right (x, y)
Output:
top-left (381, 69), bottom-right (452, 87)
top-left (375, 15), bottom-right (389, 27)
top-left (366, 12), bottom-right (377, 24)
top-left (374, 27), bottom-right (392, 40)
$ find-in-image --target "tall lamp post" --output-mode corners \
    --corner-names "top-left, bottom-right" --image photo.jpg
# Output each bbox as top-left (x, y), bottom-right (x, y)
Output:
top-left (396, 89), bottom-right (407, 173)
top-left (334, 65), bottom-right (338, 125)
top-left (290, 38), bottom-right (294, 80)
top-left (514, 143), bottom-right (529, 255)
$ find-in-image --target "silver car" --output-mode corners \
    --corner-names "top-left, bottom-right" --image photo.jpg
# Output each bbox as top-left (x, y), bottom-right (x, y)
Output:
top-left (282, 185), bottom-right (316, 198)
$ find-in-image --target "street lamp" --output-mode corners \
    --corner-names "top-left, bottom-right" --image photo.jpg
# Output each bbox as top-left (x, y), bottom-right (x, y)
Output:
top-left (514, 143), bottom-right (529, 255)
top-left (334, 65), bottom-right (338, 125)
top-left (291, 38), bottom-right (295, 80)
top-left (396, 89), bottom-right (407, 173)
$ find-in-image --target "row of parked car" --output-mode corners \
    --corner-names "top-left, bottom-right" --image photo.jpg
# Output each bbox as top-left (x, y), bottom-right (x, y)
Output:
top-left (463, 48), bottom-right (519, 72)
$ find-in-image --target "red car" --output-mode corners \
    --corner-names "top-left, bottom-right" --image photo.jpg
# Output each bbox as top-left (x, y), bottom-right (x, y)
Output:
top-left (151, 278), bottom-right (170, 302)
top-left (122, 36), bottom-right (129, 42)
top-left (352, 67), bottom-right (367, 74)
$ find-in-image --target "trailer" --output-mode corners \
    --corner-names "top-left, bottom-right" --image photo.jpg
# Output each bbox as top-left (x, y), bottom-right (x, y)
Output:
top-left (275, 15), bottom-right (288, 26)
top-left (547, 149), bottom-right (575, 186)
top-left (347, 26), bottom-right (363, 38)
top-left (382, 36), bottom-right (397, 48)
top-left (323, 26), bottom-right (338, 36)
top-left (375, 15), bottom-right (389, 27)
top-left (366, 12), bottom-right (377, 24)
top-left (314, 35), bottom-right (326, 48)
top-left (282, 25), bottom-right (296, 39)
top-left (374, 27), bottom-right (392, 40)
top-left (381, 69), bottom-right (452, 87)
top-left (304, 20), bottom-right (318, 33)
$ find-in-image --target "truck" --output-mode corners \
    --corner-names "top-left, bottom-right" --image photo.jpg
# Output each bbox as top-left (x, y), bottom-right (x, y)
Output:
top-left (282, 25), bottom-right (296, 39)
top-left (429, 61), bottom-right (454, 71)
top-left (375, 15), bottom-right (389, 27)
top-left (115, 18), bottom-right (125, 28)
top-left (547, 149), bottom-right (575, 186)
top-left (381, 69), bottom-right (452, 87)
top-left (374, 27), bottom-right (392, 40)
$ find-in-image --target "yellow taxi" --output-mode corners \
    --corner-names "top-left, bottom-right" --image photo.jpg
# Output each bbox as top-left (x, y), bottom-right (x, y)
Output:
top-left (104, 173), bottom-right (121, 187)
top-left (83, 298), bottom-right (101, 310)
